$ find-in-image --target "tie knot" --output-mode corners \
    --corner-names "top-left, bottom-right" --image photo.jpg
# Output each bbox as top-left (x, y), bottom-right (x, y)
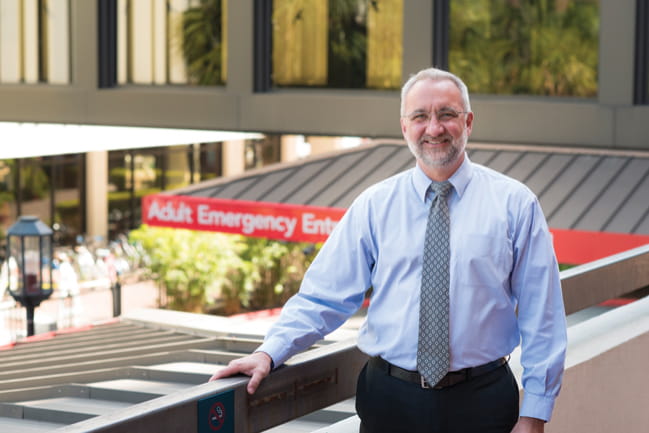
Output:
top-left (430, 181), bottom-right (453, 198)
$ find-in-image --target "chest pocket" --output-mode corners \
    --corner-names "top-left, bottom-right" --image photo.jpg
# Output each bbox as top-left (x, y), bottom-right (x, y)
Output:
top-left (453, 233), bottom-right (512, 287)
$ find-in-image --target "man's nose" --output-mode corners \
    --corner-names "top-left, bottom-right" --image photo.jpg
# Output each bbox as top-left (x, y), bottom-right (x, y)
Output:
top-left (424, 116), bottom-right (445, 135)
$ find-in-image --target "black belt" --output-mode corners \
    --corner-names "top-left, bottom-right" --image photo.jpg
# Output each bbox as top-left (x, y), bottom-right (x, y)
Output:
top-left (369, 356), bottom-right (508, 389)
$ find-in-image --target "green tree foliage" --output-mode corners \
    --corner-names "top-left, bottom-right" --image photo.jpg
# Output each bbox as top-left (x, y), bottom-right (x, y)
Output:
top-left (182, 0), bottom-right (224, 85)
top-left (450, 0), bottom-right (599, 97)
top-left (129, 226), bottom-right (320, 315)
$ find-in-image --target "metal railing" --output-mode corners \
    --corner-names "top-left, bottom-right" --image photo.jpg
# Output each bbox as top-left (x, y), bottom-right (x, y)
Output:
top-left (52, 243), bottom-right (649, 433)
top-left (55, 338), bottom-right (368, 433)
top-left (560, 243), bottom-right (649, 315)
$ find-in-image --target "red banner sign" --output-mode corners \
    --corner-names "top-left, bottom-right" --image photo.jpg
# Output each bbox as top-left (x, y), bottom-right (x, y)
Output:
top-left (142, 194), bottom-right (346, 243)
top-left (143, 194), bottom-right (649, 264)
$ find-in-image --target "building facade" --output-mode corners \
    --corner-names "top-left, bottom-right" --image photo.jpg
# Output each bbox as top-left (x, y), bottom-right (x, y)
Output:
top-left (0, 0), bottom-right (647, 245)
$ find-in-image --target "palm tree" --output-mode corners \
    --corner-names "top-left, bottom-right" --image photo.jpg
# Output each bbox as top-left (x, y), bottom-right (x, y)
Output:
top-left (449, 0), bottom-right (598, 97)
top-left (182, 0), bottom-right (224, 86)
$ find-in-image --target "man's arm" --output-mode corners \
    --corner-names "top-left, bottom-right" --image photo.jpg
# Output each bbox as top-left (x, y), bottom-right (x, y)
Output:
top-left (511, 197), bottom-right (567, 421)
top-left (209, 196), bottom-right (374, 393)
top-left (209, 351), bottom-right (272, 394)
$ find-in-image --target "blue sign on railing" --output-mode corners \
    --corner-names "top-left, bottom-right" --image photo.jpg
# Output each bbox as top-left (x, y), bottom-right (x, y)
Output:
top-left (198, 390), bottom-right (234, 433)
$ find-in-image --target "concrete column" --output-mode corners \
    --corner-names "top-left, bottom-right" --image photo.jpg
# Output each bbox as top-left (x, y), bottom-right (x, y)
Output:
top-left (401, 0), bottom-right (433, 82)
top-left (598, 0), bottom-right (636, 105)
top-left (46, 0), bottom-right (71, 84)
top-left (222, 140), bottom-right (245, 177)
top-left (306, 136), bottom-right (344, 156)
top-left (85, 151), bottom-right (108, 242)
top-left (280, 135), bottom-right (305, 162)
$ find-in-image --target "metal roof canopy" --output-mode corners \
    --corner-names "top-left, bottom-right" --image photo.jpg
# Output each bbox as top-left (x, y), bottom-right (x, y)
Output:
top-left (172, 141), bottom-right (649, 234)
top-left (166, 141), bottom-right (649, 263)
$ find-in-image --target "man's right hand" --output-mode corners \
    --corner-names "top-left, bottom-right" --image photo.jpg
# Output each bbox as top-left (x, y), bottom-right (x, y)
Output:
top-left (209, 351), bottom-right (273, 395)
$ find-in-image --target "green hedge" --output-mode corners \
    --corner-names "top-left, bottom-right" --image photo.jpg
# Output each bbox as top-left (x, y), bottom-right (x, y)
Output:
top-left (129, 225), bottom-right (320, 315)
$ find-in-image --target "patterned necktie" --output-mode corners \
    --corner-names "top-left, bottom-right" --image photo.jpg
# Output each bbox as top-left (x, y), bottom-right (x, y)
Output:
top-left (417, 180), bottom-right (453, 387)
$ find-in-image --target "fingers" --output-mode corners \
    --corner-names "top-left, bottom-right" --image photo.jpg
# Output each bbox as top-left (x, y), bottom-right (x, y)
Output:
top-left (247, 371), bottom-right (264, 394)
top-left (209, 363), bottom-right (241, 382)
top-left (209, 352), bottom-right (273, 395)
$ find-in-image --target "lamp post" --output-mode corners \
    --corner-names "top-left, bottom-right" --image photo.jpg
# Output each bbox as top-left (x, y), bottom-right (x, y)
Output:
top-left (5, 216), bottom-right (54, 337)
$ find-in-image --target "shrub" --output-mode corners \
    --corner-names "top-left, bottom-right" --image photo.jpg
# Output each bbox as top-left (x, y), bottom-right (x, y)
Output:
top-left (129, 225), bottom-right (320, 315)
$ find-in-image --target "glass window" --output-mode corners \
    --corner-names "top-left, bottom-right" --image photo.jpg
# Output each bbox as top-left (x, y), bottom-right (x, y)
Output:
top-left (449, 0), bottom-right (599, 97)
top-left (108, 148), bottom-right (166, 237)
top-left (117, 0), bottom-right (227, 86)
top-left (52, 155), bottom-right (83, 245)
top-left (0, 156), bottom-right (82, 247)
top-left (0, 0), bottom-right (71, 84)
top-left (272, 0), bottom-right (403, 90)
top-left (108, 151), bottom-right (137, 238)
top-left (0, 161), bottom-right (18, 242)
top-left (245, 136), bottom-right (281, 170)
top-left (19, 159), bottom-right (52, 227)
top-left (198, 143), bottom-right (223, 181)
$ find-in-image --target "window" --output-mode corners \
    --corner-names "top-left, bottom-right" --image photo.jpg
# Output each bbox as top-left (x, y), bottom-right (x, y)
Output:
top-left (0, 161), bottom-right (18, 241)
top-left (449, 0), bottom-right (599, 97)
top-left (198, 143), bottom-right (223, 181)
top-left (108, 148), bottom-right (165, 237)
top-left (116, 0), bottom-right (227, 86)
top-left (0, 0), bottom-right (70, 84)
top-left (51, 155), bottom-right (84, 245)
top-left (245, 136), bottom-right (281, 170)
top-left (271, 0), bottom-right (403, 90)
top-left (0, 156), bottom-right (83, 246)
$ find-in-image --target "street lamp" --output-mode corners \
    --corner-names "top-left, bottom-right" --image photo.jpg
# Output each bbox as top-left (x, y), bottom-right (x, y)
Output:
top-left (5, 216), bottom-right (54, 337)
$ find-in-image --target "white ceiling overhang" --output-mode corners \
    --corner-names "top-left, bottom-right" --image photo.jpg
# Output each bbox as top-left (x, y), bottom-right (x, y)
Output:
top-left (0, 122), bottom-right (264, 159)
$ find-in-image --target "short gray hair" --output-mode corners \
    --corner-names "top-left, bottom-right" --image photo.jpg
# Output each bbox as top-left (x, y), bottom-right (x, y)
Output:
top-left (400, 68), bottom-right (472, 116)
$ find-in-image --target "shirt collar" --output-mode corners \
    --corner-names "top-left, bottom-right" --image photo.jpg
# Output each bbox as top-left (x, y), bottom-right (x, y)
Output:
top-left (412, 153), bottom-right (474, 203)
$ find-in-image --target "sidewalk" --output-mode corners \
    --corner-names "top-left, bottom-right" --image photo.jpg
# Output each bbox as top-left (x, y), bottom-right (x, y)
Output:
top-left (20, 280), bottom-right (163, 334)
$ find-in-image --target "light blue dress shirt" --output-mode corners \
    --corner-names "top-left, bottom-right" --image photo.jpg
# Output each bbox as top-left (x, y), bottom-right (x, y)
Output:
top-left (257, 154), bottom-right (567, 421)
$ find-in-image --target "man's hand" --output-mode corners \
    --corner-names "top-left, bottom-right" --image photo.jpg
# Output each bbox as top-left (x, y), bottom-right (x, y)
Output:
top-left (511, 416), bottom-right (544, 433)
top-left (209, 351), bottom-right (273, 395)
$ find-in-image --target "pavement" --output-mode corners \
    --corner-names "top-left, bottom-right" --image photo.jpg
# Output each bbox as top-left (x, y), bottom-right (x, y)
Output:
top-left (0, 280), bottom-right (162, 343)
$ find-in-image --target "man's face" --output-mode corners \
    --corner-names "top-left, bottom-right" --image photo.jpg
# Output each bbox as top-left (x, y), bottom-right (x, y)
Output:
top-left (400, 79), bottom-right (473, 172)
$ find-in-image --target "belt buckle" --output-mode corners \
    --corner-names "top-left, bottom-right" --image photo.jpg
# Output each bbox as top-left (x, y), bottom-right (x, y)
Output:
top-left (420, 376), bottom-right (430, 389)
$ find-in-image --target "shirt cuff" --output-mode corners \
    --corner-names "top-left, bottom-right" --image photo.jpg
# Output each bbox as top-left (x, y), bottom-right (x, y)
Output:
top-left (520, 391), bottom-right (556, 422)
top-left (256, 340), bottom-right (291, 369)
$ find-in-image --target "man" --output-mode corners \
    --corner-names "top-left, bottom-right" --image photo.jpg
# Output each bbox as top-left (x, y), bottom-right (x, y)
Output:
top-left (211, 67), bottom-right (567, 433)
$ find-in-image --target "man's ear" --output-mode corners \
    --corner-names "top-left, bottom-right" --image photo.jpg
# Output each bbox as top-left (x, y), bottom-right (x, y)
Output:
top-left (400, 116), bottom-right (408, 137)
top-left (465, 111), bottom-right (474, 136)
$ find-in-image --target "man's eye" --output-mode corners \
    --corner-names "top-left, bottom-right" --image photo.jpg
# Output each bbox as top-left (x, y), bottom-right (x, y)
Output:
top-left (438, 111), bottom-right (458, 120)
top-left (412, 113), bottom-right (429, 122)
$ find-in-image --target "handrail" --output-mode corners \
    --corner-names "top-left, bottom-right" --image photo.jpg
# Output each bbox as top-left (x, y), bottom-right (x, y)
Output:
top-left (52, 243), bottom-right (649, 433)
top-left (54, 338), bottom-right (368, 433)
top-left (560, 243), bottom-right (649, 315)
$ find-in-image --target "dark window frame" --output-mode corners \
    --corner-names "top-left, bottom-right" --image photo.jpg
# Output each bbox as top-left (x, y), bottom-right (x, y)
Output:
top-left (98, 0), bottom-right (118, 88)
top-left (634, 0), bottom-right (649, 104)
top-left (254, 0), bottom-right (273, 92)
top-left (432, 0), bottom-right (449, 71)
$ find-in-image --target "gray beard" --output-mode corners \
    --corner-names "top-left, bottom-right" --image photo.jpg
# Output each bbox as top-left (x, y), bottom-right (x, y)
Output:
top-left (407, 135), bottom-right (465, 168)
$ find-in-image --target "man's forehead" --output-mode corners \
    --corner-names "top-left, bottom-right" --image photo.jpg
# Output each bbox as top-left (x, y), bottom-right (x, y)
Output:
top-left (405, 79), bottom-right (462, 109)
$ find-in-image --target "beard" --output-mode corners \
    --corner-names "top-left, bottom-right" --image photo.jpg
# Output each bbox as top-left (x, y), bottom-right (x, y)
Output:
top-left (407, 131), bottom-right (467, 168)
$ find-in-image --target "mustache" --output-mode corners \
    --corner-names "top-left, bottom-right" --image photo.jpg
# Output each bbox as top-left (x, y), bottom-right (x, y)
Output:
top-left (418, 134), bottom-right (452, 145)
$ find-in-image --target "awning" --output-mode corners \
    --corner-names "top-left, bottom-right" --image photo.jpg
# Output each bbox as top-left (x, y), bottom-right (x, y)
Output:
top-left (0, 122), bottom-right (263, 159)
top-left (144, 142), bottom-right (649, 264)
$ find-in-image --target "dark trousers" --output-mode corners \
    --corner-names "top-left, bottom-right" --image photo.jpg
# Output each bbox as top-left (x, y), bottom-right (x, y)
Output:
top-left (355, 360), bottom-right (519, 433)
